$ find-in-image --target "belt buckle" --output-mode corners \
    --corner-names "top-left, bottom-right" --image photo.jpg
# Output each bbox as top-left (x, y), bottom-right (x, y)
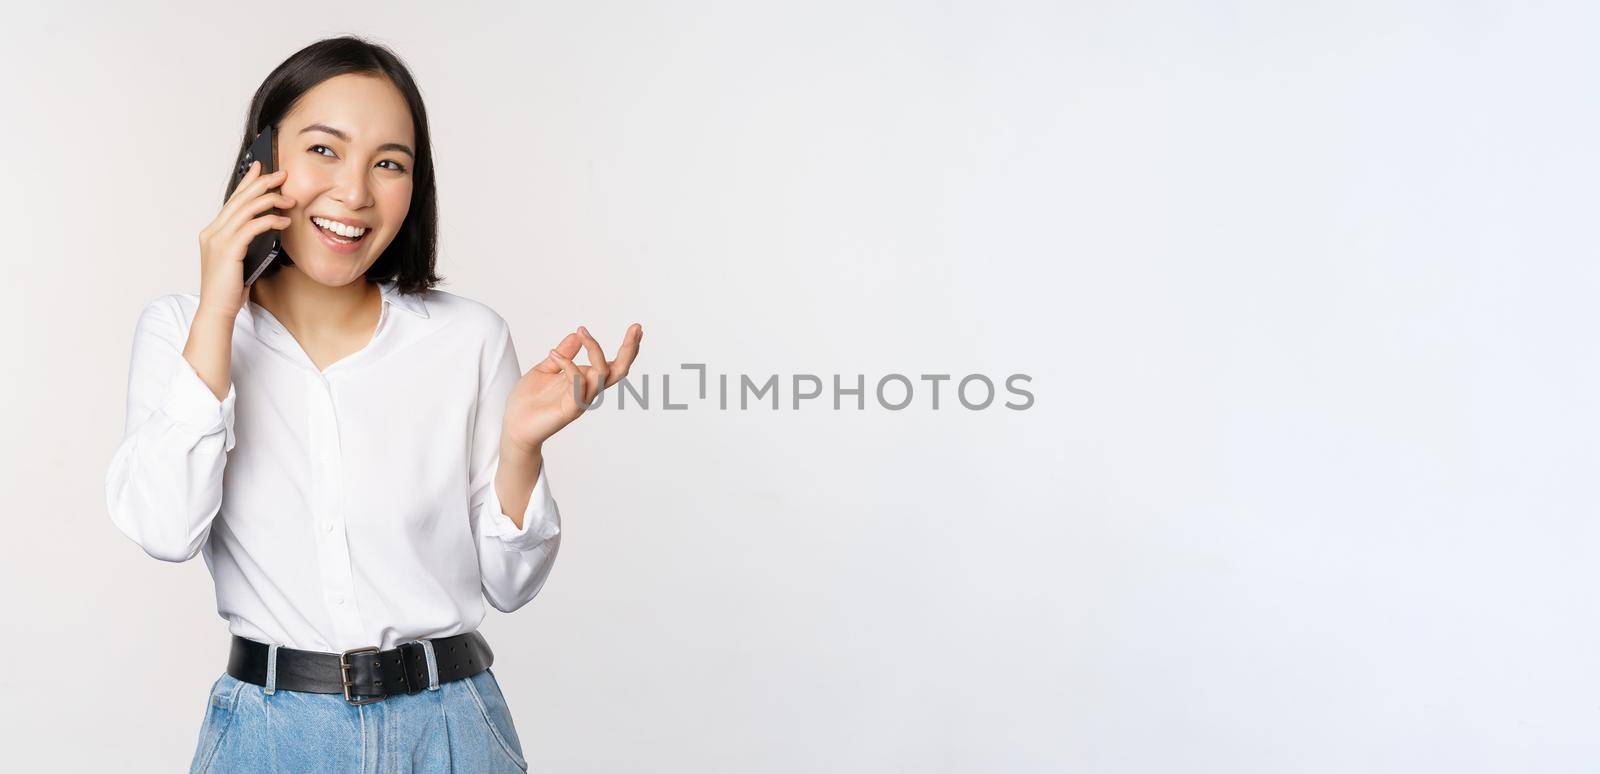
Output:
top-left (339, 645), bottom-right (384, 705)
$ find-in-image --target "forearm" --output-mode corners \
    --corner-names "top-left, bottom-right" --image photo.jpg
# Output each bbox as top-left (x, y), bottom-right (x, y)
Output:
top-left (183, 307), bottom-right (238, 402)
top-left (494, 439), bottom-right (544, 530)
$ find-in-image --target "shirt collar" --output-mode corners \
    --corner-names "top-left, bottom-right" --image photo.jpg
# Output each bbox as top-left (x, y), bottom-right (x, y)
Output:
top-left (378, 280), bottom-right (430, 319)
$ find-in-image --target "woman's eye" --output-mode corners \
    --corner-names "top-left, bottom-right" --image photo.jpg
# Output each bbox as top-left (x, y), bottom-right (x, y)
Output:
top-left (310, 145), bottom-right (405, 172)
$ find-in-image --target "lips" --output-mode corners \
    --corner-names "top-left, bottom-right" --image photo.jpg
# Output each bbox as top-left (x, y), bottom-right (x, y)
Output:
top-left (311, 216), bottom-right (369, 254)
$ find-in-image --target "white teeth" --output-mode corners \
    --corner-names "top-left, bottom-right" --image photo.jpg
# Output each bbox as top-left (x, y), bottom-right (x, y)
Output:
top-left (312, 216), bottom-right (368, 238)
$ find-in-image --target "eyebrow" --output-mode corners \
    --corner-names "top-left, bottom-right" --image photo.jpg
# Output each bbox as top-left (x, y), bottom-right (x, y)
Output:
top-left (298, 123), bottom-right (415, 158)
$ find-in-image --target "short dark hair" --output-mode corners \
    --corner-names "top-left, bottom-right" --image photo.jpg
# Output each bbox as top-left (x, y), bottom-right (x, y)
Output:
top-left (224, 35), bottom-right (442, 294)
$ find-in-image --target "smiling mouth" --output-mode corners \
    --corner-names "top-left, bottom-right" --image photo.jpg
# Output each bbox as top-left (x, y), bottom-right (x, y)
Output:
top-left (311, 217), bottom-right (370, 245)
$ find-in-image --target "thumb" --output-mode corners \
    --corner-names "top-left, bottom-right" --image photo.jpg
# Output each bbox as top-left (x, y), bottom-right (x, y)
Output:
top-left (533, 331), bottom-right (582, 373)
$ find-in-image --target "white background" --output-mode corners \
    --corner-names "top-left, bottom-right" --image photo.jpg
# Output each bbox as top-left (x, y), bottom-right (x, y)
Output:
top-left (3, 1), bottom-right (1597, 771)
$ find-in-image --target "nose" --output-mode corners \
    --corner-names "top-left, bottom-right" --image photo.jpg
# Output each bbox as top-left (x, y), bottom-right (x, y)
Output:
top-left (329, 162), bottom-right (373, 210)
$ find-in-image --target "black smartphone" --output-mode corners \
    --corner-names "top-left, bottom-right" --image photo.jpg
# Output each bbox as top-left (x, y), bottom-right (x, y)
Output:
top-left (236, 125), bottom-right (283, 286)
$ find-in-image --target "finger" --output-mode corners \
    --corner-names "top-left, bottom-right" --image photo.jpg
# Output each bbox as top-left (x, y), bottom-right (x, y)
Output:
top-left (604, 323), bottom-right (643, 388)
top-left (239, 159), bottom-right (261, 188)
top-left (575, 325), bottom-right (611, 386)
top-left (547, 347), bottom-right (592, 405)
top-left (225, 165), bottom-right (283, 210)
top-left (220, 160), bottom-right (260, 208)
top-left (204, 160), bottom-right (259, 240)
top-left (215, 171), bottom-right (286, 238)
top-left (532, 332), bottom-right (581, 374)
top-left (573, 326), bottom-right (607, 399)
top-left (222, 192), bottom-right (297, 241)
top-left (235, 212), bottom-right (294, 241)
top-left (226, 214), bottom-right (293, 257)
top-left (218, 168), bottom-right (288, 230)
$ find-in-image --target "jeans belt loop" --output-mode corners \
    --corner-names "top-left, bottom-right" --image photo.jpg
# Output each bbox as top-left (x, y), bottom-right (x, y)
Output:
top-left (420, 639), bottom-right (441, 691)
top-left (264, 643), bottom-right (280, 696)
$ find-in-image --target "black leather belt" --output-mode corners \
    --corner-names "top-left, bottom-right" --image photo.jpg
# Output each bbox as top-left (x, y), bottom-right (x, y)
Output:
top-left (226, 631), bottom-right (494, 705)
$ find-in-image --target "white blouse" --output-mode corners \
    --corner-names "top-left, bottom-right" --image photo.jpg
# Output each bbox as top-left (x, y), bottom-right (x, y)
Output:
top-left (105, 280), bottom-right (562, 653)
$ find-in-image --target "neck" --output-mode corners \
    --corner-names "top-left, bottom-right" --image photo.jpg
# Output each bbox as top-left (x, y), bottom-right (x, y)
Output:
top-left (250, 268), bottom-right (381, 334)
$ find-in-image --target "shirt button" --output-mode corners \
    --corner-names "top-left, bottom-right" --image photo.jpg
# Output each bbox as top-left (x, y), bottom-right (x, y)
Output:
top-left (334, 596), bottom-right (345, 606)
top-left (323, 522), bottom-right (334, 533)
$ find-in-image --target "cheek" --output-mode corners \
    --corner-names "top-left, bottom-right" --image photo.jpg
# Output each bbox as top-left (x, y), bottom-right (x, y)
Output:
top-left (277, 167), bottom-right (324, 204)
top-left (379, 185), bottom-right (413, 232)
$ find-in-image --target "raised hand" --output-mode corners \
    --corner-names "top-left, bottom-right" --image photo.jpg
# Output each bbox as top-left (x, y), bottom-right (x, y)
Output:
top-left (198, 160), bottom-right (294, 318)
top-left (501, 323), bottom-right (644, 453)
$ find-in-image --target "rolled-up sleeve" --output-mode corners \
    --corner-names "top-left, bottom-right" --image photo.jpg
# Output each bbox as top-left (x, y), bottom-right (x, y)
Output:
top-left (467, 318), bottom-right (563, 613)
top-left (104, 297), bottom-right (237, 563)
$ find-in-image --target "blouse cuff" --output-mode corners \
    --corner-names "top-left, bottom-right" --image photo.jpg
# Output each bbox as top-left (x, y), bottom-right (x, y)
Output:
top-left (158, 349), bottom-right (237, 453)
top-left (481, 457), bottom-right (561, 551)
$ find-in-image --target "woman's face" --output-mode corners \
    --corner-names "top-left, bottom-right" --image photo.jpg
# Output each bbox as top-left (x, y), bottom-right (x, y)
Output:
top-left (273, 73), bottom-right (416, 287)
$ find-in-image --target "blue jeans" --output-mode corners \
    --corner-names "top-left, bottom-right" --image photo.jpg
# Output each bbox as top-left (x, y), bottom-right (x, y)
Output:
top-left (189, 641), bottom-right (529, 773)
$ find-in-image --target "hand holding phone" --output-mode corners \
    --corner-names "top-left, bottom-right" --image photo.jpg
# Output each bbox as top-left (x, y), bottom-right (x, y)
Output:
top-left (238, 126), bottom-right (285, 286)
top-left (196, 128), bottom-right (296, 317)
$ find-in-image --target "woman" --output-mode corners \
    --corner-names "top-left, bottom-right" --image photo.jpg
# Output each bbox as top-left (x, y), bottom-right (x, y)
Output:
top-left (104, 36), bottom-right (641, 772)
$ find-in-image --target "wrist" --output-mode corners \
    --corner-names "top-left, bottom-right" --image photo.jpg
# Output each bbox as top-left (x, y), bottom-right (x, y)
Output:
top-left (194, 303), bottom-right (242, 327)
top-left (501, 435), bottom-right (544, 459)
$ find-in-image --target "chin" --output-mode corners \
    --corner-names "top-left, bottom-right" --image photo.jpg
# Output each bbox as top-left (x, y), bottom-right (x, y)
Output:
top-left (283, 232), bottom-right (385, 284)
top-left (299, 265), bottom-right (364, 287)
top-left (297, 259), bottom-right (378, 286)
